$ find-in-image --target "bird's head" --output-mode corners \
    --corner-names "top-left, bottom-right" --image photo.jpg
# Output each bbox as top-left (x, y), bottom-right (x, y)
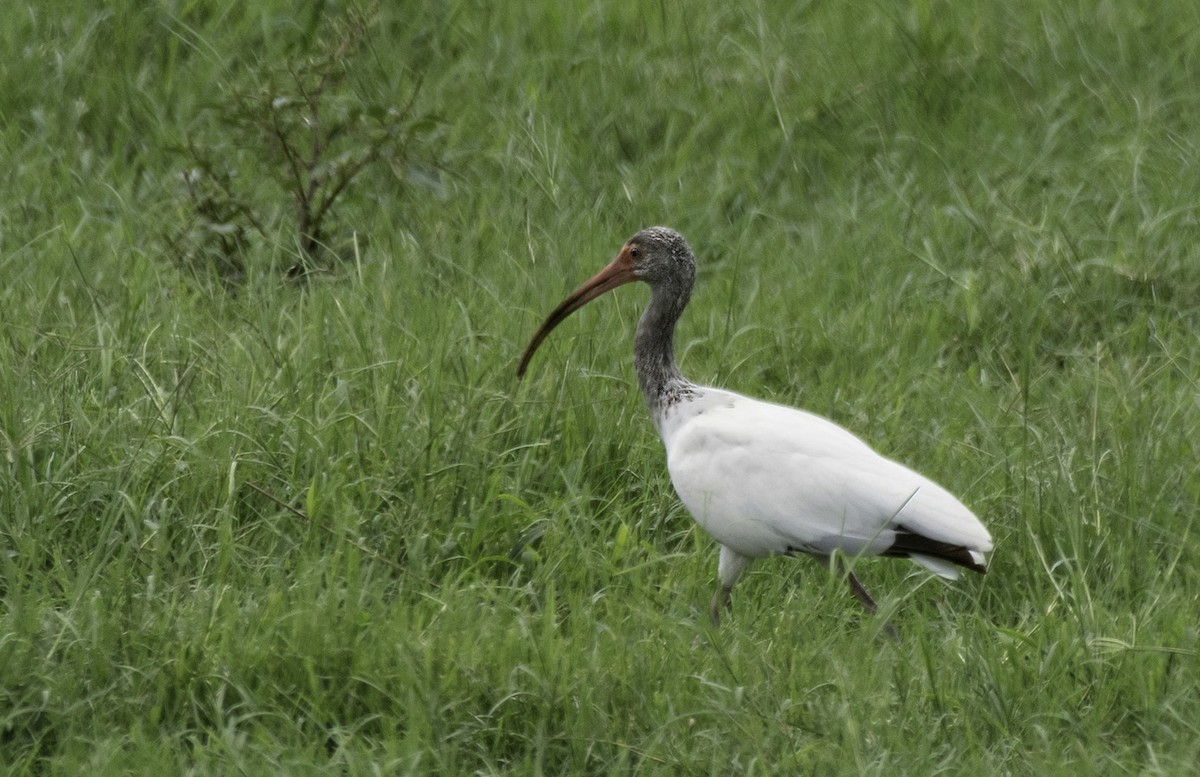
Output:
top-left (623, 226), bottom-right (696, 287)
top-left (516, 226), bottom-right (696, 378)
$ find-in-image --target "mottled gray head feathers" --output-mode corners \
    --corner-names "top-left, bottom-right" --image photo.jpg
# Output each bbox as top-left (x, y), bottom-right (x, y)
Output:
top-left (627, 226), bottom-right (696, 289)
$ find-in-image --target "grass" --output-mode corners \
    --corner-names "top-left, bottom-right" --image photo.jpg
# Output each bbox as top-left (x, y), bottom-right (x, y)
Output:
top-left (2, 0), bottom-right (1199, 773)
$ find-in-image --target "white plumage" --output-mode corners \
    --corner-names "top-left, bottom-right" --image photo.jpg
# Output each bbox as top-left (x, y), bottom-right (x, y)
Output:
top-left (659, 388), bottom-right (990, 596)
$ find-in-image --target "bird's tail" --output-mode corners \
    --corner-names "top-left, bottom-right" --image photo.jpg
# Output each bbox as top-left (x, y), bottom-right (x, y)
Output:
top-left (909, 548), bottom-right (988, 579)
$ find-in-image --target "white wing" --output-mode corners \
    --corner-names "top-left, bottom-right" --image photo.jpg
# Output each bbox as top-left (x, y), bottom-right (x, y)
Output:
top-left (659, 388), bottom-right (992, 575)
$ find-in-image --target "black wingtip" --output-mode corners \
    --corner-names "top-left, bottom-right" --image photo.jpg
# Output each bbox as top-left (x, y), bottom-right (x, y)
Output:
top-left (889, 525), bottom-right (989, 575)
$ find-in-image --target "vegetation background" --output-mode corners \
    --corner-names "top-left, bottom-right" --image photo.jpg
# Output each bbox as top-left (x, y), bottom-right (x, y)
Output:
top-left (2, 0), bottom-right (1198, 774)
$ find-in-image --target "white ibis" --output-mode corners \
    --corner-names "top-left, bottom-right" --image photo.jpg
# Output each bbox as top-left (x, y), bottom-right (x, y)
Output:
top-left (518, 227), bottom-right (992, 624)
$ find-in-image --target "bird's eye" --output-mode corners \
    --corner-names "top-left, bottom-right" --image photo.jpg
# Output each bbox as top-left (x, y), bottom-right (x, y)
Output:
top-left (630, 246), bottom-right (640, 257)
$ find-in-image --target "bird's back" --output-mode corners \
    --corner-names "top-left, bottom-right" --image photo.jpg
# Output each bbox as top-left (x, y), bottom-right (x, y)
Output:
top-left (658, 387), bottom-right (993, 572)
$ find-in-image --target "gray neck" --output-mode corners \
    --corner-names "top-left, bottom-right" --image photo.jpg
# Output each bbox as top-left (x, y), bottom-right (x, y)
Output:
top-left (634, 284), bottom-right (695, 415)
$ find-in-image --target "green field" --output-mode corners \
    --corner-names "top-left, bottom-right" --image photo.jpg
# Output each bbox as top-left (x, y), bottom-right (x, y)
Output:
top-left (2, 1), bottom-right (1198, 774)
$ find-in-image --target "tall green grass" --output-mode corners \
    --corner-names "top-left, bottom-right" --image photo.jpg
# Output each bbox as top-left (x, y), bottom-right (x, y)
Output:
top-left (2, 1), bottom-right (1198, 774)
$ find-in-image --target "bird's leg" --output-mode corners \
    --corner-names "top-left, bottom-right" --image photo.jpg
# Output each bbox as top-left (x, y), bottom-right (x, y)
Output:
top-left (710, 585), bottom-right (732, 626)
top-left (824, 555), bottom-right (877, 612)
top-left (709, 545), bottom-right (751, 627)
top-left (845, 569), bottom-right (878, 613)
top-left (834, 557), bottom-right (899, 639)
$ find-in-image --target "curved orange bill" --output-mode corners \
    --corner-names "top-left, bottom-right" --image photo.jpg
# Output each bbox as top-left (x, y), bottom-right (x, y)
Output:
top-left (517, 247), bottom-right (638, 378)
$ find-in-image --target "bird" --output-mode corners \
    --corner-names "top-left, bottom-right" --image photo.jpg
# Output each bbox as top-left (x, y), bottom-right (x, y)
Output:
top-left (517, 226), bottom-right (992, 625)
